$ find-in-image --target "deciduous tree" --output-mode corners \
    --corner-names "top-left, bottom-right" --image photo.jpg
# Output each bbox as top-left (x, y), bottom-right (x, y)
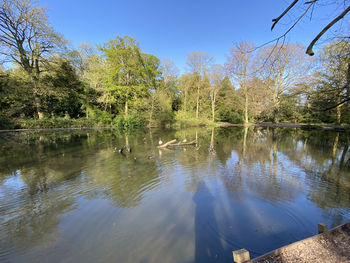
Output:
top-left (0, 0), bottom-right (65, 118)
top-left (186, 52), bottom-right (213, 119)
top-left (226, 42), bottom-right (255, 124)
top-left (209, 64), bottom-right (225, 122)
top-left (257, 44), bottom-right (314, 122)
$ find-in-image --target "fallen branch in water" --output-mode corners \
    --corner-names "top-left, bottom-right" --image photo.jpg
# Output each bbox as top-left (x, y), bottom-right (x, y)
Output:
top-left (158, 139), bottom-right (197, 148)
top-left (167, 140), bottom-right (197, 147)
top-left (157, 139), bottom-right (177, 148)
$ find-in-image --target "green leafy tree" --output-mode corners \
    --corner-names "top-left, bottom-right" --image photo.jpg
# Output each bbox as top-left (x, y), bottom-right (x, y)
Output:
top-left (100, 36), bottom-right (148, 116)
top-left (40, 57), bottom-right (84, 118)
top-left (160, 59), bottom-right (180, 111)
top-left (209, 64), bottom-right (225, 121)
top-left (0, 68), bottom-right (34, 128)
top-left (216, 76), bottom-right (244, 123)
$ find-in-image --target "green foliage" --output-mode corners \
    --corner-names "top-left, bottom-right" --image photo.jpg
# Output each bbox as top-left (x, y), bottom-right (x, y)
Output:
top-left (16, 117), bottom-right (95, 129)
top-left (276, 94), bottom-right (303, 123)
top-left (1, 5), bottom-right (349, 130)
top-left (0, 69), bottom-right (35, 118)
top-left (40, 58), bottom-right (85, 118)
top-left (308, 40), bottom-right (350, 124)
top-left (215, 76), bottom-right (245, 123)
top-left (112, 113), bottom-right (144, 128)
top-left (0, 115), bottom-right (17, 129)
top-left (87, 108), bottom-right (114, 126)
top-left (216, 107), bottom-right (244, 124)
top-left (98, 35), bottom-right (161, 117)
top-left (174, 111), bottom-right (215, 127)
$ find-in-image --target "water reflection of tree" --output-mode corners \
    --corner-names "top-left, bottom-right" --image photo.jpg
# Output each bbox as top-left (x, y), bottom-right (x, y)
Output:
top-left (173, 128), bottom-right (222, 193)
top-left (0, 129), bottom-right (166, 258)
top-left (0, 131), bottom-right (97, 257)
top-left (176, 127), bottom-right (349, 214)
top-left (85, 148), bottom-right (162, 208)
top-left (1, 127), bottom-right (350, 260)
top-left (273, 130), bottom-right (350, 208)
top-left (217, 127), bottom-right (300, 203)
top-left (269, 129), bottom-right (350, 226)
top-left (1, 192), bottom-right (75, 255)
top-left (181, 127), bottom-right (350, 259)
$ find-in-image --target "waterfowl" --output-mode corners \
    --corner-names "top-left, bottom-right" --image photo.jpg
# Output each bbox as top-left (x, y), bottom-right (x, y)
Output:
top-left (158, 139), bottom-right (163, 145)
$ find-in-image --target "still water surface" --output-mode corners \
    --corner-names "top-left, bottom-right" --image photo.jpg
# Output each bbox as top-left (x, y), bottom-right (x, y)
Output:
top-left (0, 127), bottom-right (350, 263)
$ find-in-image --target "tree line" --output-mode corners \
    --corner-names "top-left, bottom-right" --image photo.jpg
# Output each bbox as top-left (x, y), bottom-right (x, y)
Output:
top-left (1, 0), bottom-right (349, 129)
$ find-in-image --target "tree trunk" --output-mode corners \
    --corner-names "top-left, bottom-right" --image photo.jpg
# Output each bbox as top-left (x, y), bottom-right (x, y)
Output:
top-left (336, 95), bottom-right (342, 125)
top-left (149, 94), bottom-right (155, 124)
top-left (184, 88), bottom-right (187, 112)
top-left (125, 72), bottom-right (130, 117)
top-left (32, 77), bottom-right (44, 119)
top-left (336, 105), bottom-right (341, 125)
top-left (211, 92), bottom-right (216, 122)
top-left (196, 82), bottom-right (200, 119)
top-left (125, 99), bottom-right (128, 117)
top-left (244, 86), bottom-right (249, 124)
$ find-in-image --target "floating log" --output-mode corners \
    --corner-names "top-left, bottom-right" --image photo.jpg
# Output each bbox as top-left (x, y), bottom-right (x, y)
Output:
top-left (158, 139), bottom-right (197, 148)
top-left (157, 139), bottom-right (177, 148)
top-left (167, 140), bottom-right (197, 147)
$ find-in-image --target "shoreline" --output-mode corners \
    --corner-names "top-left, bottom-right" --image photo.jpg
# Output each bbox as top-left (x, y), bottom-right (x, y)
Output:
top-left (0, 122), bottom-right (349, 133)
top-left (219, 122), bottom-right (350, 132)
top-left (0, 126), bottom-right (113, 133)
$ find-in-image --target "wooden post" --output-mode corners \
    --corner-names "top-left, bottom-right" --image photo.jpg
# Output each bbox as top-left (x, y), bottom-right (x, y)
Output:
top-left (318, 223), bottom-right (328, 233)
top-left (232, 248), bottom-right (250, 263)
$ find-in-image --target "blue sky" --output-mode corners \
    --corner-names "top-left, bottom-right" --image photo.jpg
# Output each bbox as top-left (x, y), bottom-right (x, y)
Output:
top-left (39, 0), bottom-right (347, 71)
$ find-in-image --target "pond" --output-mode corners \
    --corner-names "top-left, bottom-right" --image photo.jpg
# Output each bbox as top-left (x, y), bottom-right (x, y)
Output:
top-left (0, 127), bottom-right (349, 263)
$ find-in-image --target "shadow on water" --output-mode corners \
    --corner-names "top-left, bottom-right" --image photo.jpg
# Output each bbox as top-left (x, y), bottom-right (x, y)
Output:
top-left (193, 181), bottom-right (230, 263)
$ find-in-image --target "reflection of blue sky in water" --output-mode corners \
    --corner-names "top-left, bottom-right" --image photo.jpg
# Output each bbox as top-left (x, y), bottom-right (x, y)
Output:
top-left (0, 127), bottom-right (349, 262)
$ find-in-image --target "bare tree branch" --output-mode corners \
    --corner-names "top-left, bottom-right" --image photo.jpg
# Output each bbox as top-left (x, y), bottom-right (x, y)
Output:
top-left (271, 0), bottom-right (299, 31)
top-left (322, 97), bottom-right (350, 111)
top-left (306, 5), bottom-right (350, 55)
